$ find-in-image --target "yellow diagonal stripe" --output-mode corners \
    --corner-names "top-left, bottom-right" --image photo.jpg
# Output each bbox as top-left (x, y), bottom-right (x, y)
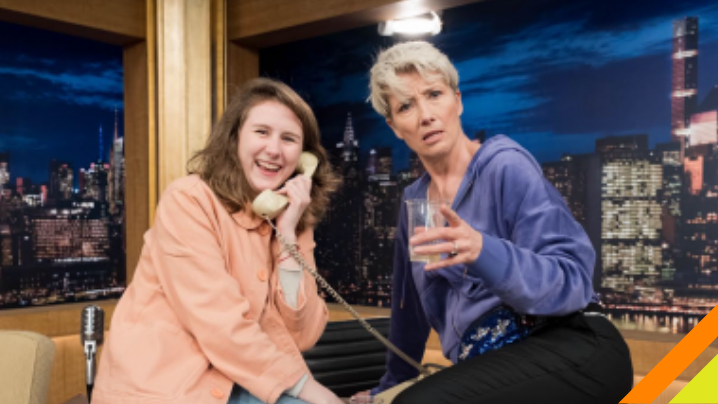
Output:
top-left (670, 354), bottom-right (718, 403)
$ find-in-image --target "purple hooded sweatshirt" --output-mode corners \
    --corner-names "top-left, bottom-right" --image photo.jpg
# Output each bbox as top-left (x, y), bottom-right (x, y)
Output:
top-left (372, 135), bottom-right (596, 395)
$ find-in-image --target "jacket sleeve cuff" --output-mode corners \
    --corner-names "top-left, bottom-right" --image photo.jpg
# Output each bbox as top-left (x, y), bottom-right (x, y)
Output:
top-left (275, 271), bottom-right (313, 331)
top-left (285, 373), bottom-right (309, 398)
top-left (466, 233), bottom-right (511, 289)
top-left (259, 355), bottom-right (308, 404)
top-left (278, 268), bottom-right (304, 309)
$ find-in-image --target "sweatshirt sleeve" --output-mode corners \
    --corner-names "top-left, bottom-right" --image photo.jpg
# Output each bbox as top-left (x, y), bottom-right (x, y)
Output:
top-left (466, 151), bottom-right (596, 316)
top-left (371, 196), bottom-right (431, 395)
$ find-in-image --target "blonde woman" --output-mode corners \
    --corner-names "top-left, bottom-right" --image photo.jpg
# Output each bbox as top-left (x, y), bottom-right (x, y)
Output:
top-left (355, 41), bottom-right (633, 404)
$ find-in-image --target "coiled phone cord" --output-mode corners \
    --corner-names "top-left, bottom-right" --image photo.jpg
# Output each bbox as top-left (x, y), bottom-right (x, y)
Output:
top-left (265, 217), bottom-right (438, 378)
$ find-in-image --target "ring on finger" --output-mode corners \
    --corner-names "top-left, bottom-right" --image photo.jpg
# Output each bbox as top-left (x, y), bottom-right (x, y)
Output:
top-left (449, 240), bottom-right (459, 257)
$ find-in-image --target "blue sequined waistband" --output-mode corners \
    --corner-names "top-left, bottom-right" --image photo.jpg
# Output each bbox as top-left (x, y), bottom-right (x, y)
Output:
top-left (458, 303), bottom-right (603, 362)
top-left (458, 305), bottom-right (528, 361)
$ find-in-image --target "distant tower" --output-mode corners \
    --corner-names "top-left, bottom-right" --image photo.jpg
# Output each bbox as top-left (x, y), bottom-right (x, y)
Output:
top-left (113, 109), bottom-right (118, 142)
top-left (671, 17), bottom-right (699, 141)
top-left (336, 113), bottom-right (359, 163)
top-left (366, 149), bottom-right (377, 176)
top-left (98, 125), bottom-right (104, 162)
top-left (316, 112), bottom-right (362, 285)
top-left (0, 152), bottom-right (9, 195)
top-left (109, 110), bottom-right (125, 214)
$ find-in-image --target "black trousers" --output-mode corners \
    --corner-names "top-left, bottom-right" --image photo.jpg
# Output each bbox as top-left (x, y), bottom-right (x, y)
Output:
top-left (394, 313), bottom-right (633, 404)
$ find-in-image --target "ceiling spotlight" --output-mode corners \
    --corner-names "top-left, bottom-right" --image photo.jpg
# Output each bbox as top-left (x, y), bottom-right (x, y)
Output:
top-left (378, 11), bottom-right (442, 36)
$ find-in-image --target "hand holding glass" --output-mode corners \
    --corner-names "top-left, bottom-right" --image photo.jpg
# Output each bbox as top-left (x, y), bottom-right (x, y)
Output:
top-left (406, 200), bottom-right (447, 263)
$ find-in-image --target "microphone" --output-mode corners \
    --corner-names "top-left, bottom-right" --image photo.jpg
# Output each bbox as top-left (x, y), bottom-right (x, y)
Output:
top-left (81, 305), bottom-right (105, 402)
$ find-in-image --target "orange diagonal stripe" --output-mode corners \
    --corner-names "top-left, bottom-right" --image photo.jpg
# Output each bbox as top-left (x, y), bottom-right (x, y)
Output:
top-left (621, 305), bottom-right (718, 403)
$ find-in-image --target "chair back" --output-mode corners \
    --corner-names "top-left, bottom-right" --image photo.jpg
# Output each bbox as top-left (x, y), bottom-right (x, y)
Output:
top-left (303, 318), bottom-right (391, 398)
top-left (0, 330), bottom-right (55, 404)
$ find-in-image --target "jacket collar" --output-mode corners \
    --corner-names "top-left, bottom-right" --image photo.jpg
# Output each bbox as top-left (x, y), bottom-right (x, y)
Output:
top-left (231, 204), bottom-right (266, 230)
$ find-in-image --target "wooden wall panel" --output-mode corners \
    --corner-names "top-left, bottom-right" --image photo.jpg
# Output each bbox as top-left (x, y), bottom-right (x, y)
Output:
top-left (124, 41), bottom-right (152, 282)
top-left (212, 0), bottom-right (228, 120)
top-left (227, 42), bottom-right (258, 98)
top-left (0, 0), bottom-right (145, 44)
top-left (0, 300), bottom-right (117, 338)
top-left (156, 0), bottom-right (213, 192)
top-left (228, 0), bottom-right (484, 47)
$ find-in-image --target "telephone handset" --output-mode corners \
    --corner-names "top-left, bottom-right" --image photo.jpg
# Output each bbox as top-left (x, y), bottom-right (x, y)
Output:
top-left (252, 152), bottom-right (442, 404)
top-left (252, 152), bottom-right (319, 220)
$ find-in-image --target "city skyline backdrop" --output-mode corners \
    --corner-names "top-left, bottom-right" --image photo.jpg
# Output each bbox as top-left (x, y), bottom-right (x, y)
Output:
top-left (261, 0), bottom-right (718, 170)
top-left (0, 20), bottom-right (123, 187)
top-left (0, 20), bottom-right (126, 310)
top-left (262, 0), bottom-right (718, 332)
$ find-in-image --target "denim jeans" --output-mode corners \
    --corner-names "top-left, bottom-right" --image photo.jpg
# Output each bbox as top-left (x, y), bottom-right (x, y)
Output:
top-left (227, 384), bottom-right (311, 404)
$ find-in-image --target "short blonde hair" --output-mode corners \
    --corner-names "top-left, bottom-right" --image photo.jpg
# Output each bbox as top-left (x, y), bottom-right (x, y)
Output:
top-left (369, 41), bottom-right (459, 118)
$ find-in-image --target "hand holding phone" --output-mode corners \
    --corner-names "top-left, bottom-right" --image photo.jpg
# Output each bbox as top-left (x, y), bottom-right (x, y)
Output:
top-left (252, 152), bottom-right (318, 220)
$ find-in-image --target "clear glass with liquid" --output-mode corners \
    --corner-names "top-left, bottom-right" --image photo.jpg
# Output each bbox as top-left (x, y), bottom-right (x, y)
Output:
top-left (405, 199), bottom-right (447, 263)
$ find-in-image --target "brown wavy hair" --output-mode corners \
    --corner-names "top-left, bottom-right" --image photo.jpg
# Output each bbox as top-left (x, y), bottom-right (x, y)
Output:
top-left (187, 78), bottom-right (340, 232)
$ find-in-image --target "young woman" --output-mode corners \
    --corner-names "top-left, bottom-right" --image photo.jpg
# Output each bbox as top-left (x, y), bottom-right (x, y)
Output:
top-left (94, 78), bottom-right (343, 404)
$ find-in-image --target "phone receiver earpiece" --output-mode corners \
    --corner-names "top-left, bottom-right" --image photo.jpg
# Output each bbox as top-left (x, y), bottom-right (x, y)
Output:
top-left (298, 153), bottom-right (318, 177)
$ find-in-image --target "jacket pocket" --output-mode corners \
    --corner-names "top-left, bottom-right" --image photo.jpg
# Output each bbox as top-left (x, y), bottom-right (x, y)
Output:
top-left (108, 322), bottom-right (208, 400)
top-left (419, 279), bottom-right (448, 332)
top-left (459, 276), bottom-right (486, 299)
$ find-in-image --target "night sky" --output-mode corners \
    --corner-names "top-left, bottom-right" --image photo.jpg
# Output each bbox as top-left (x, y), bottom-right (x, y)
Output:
top-left (2, 0), bottom-right (717, 185)
top-left (0, 21), bottom-right (123, 187)
top-left (261, 0), bottom-right (718, 172)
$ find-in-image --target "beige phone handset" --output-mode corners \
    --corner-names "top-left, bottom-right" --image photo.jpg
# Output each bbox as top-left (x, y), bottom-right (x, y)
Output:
top-left (252, 152), bottom-right (443, 404)
top-left (252, 152), bottom-right (320, 220)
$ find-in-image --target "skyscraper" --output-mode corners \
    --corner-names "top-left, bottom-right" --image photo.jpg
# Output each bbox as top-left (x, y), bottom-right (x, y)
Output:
top-left (542, 153), bottom-right (602, 285)
top-left (109, 112), bottom-right (125, 215)
top-left (336, 112), bottom-right (359, 163)
top-left (0, 224), bottom-right (12, 267)
top-left (656, 140), bottom-right (684, 282)
top-left (376, 148), bottom-right (392, 175)
top-left (671, 17), bottom-right (699, 142)
top-left (689, 86), bottom-right (718, 146)
top-left (81, 163), bottom-right (110, 202)
top-left (49, 160), bottom-right (74, 202)
top-left (679, 144), bottom-right (718, 287)
top-left (315, 112), bottom-right (362, 285)
top-left (30, 206), bottom-right (110, 264)
top-left (0, 153), bottom-right (9, 195)
top-left (98, 125), bottom-right (105, 162)
top-left (362, 149), bottom-right (400, 282)
top-left (598, 135), bottom-right (663, 293)
top-left (366, 149), bottom-right (377, 177)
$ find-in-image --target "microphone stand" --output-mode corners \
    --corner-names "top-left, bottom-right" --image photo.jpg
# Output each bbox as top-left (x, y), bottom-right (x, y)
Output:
top-left (84, 339), bottom-right (97, 402)
top-left (81, 305), bottom-right (104, 403)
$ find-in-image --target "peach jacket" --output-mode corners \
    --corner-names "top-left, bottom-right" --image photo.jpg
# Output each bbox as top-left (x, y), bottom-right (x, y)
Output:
top-left (93, 176), bottom-right (328, 404)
